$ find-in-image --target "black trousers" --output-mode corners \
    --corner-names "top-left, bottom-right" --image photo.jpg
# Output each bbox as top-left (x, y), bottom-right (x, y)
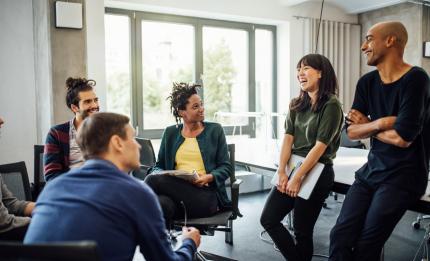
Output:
top-left (260, 165), bottom-right (334, 261)
top-left (0, 224), bottom-right (29, 241)
top-left (145, 174), bottom-right (218, 225)
top-left (329, 179), bottom-right (419, 261)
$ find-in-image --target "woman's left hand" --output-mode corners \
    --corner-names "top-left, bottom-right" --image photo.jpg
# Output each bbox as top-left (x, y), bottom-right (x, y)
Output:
top-left (193, 174), bottom-right (214, 187)
top-left (286, 176), bottom-right (302, 197)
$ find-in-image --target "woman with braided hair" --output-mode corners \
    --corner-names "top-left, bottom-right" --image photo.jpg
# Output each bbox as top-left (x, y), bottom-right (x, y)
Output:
top-left (145, 82), bottom-right (232, 225)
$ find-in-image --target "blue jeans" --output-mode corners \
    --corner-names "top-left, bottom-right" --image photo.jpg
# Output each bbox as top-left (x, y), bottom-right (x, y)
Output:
top-left (329, 179), bottom-right (419, 261)
top-left (260, 165), bottom-right (334, 261)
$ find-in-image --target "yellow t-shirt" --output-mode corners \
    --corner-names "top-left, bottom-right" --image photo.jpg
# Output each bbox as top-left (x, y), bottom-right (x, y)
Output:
top-left (175, 138), bottom-right (206, 176)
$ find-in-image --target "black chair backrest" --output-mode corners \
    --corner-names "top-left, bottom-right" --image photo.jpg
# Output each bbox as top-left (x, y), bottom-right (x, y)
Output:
top-left (0, 240), bottom-right (100, 261)
top-left (134, 138), bottom-right (156, 179)
top-left (227, 144), bottom-right (236, 185)
top-left (136, 138), bottom-right (156, 167)
top-left (340, 128), bottom-right (366, 149)
top-left (34, 145), bottom-right (45, 199)
top-left (0, 161), bottom-right (32, 201)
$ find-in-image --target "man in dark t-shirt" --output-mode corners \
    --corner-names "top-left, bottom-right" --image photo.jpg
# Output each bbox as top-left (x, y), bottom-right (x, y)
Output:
top-left (329, 21), bottom-right (430, 261)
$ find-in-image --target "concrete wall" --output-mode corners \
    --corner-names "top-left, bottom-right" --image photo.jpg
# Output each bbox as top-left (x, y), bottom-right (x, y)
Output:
top-left (0, 0), bottom-right (38, 178)
top-left (33, 0), bottom-right (53, 144)
top-left (49, 0), bottom-right (87, 124)
top-left (1, 0), bottom-right (88, 182)
top-left (359, 2), bottom-right (425, 75)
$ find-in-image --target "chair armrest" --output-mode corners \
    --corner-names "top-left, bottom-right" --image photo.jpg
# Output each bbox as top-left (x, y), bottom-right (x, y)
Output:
top-left (231, 179), bottom-right (243, 218)
top-left (231, 179), bottom-right (242, 189)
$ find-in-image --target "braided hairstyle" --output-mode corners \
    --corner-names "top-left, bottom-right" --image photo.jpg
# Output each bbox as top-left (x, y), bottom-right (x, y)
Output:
top-left (167, 82), bottom-right (201, 125)
top-left (65, 77), bottom-right (96, 109)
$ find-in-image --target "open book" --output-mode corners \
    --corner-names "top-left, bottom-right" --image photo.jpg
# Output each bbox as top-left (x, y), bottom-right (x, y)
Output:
top-left (155, 170), bottom-right (199, 182)
top-left (271, 154), bottom-right (324, 200)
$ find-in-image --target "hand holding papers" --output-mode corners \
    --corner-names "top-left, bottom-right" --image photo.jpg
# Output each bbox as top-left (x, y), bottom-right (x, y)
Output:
top-left (271, 154), bottom-right (324, 200)
top-left (155, 169), bottom-right (199, 182)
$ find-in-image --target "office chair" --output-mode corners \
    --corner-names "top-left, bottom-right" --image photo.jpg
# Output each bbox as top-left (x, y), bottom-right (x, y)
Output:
top-left (33, 144), bottom-right (45, 200)
top-left (0, 161), bottom-right (32, 201)
top-left (173, 144), bottom-right (243, 244)
top-left (0, 240), bottom-right (100, 261)
top-left (133, 138), bottom-right (156, 180)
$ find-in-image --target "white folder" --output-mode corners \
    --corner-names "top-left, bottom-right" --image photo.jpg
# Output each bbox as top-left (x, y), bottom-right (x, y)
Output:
top-left (271, 154), bottom-right (325, 200)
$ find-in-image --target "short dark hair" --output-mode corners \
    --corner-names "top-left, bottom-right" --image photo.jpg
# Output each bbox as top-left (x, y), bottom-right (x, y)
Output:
top-left (65, 77), bottom-right (96, 109)
top-left (290, 54), bottom-right (338, 112)
top-left (167, 82), bottom-right (201, 125)
top-left (77, 112), bottom-right (129, 160)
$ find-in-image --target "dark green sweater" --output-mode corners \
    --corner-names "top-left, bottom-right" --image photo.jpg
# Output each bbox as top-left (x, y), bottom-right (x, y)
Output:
top-left (285, 95), bottom-right (344, 165)
top-left (151, 122), bottom-right (232, 208)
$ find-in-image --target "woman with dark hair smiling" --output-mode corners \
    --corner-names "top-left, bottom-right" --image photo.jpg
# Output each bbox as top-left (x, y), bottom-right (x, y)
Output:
top-left (145, 82), bottom-right (232, 227)
top-left (260, 54), bottom-right (343, 261)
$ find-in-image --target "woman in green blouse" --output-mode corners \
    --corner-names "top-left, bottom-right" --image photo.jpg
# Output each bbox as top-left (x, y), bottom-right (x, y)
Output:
top-left (145, 83), bottom-right (232, 226)
top-left (260, 54), bottom-right (343, 261)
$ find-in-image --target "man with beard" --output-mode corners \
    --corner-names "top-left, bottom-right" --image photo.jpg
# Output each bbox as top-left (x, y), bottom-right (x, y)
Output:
top-left (43, 77), bottom-right (100, 181)
top-left (329, 21), bottom-right (430, 260)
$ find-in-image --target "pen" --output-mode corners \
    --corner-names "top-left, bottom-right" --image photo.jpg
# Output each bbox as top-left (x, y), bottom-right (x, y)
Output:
top-left (288, 161), bottom-right (302, 180)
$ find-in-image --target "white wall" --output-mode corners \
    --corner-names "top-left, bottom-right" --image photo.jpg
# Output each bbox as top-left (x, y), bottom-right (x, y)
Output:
top-left (0, 0), bottom-right (38, 179)
top-left (105, 0), bottom-right (358, 24)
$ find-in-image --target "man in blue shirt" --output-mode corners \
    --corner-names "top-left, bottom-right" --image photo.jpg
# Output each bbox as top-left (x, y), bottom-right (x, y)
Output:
top-left (25, 112), bottom-right (200, 261)
top-left (329, 21), bottom-right (430, 260)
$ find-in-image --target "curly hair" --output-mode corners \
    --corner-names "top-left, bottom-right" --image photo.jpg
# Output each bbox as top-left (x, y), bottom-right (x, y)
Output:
top-left (65, 77), bottom-right (96, 109)
top-left (167, 82), bottom-right (201, 125)
top-left (290, 54), bottom-right (338, 113)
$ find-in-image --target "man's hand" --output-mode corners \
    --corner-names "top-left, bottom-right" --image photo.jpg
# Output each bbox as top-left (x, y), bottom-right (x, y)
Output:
top-left (276, 170), bottom-right (288, 193)
top-left (24, 202), bottom-right (35, 217)
top-left (346, 109), bottom-right (370, 125)
top-left (286, 176), bottom-right (302, 198)
top-left (182, 226), bottom-right (201, 247)
top-left (193, 174), bottom-right (213, 187)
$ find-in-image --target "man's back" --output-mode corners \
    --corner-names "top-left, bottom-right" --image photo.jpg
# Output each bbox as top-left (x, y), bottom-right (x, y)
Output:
top-left (25, 159), bottom-right (196, 261)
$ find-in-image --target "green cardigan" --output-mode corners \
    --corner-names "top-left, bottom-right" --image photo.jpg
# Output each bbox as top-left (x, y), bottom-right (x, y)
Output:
top-left (151, 122), bottom-right (232, 208)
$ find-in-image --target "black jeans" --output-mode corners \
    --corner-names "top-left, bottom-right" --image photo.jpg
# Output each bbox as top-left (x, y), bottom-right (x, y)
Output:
top-left (0, 224), bottom-right (29, 241)
top-left (260, 165), bottom-right (334, 261)
top-left (144, 174), bottom-right (218, 225)
top-left (329, 179), bottom-right (418, 261)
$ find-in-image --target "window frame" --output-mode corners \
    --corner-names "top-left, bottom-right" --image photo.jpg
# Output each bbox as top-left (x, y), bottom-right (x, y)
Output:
top-left (105, 8), bottom-right (277, 139)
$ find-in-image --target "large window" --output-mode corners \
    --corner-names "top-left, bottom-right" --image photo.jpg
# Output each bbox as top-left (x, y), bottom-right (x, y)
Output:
top-left (105, 14), bottom-right (131, 118)
top-left (141, 21), bottom-right (195, 130)
top-left (105, 9), bottom-right (277, 138)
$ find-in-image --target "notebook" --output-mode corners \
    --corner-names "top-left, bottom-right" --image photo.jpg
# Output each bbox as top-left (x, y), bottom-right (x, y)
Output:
top-left (270, 154), bottom-right (325, 200)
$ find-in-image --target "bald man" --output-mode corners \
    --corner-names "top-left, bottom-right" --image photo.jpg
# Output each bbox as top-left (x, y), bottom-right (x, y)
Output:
top-left (329, 21), bottom-right (430, 260)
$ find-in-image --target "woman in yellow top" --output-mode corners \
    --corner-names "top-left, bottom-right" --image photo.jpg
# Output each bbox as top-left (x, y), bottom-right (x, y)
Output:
top-left (145, 83), bottom-right (232, 226)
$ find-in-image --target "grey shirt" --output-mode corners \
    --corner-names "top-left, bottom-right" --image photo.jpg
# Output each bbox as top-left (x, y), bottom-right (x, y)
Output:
top-left (0, 174), bottom-right (31, 233)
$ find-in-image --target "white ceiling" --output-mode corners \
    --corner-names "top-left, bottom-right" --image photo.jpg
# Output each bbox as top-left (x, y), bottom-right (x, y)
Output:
top-left (280, 0), bottom-right (409, 14)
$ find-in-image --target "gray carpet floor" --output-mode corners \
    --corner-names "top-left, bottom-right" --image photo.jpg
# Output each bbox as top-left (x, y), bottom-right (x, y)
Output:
top-left (196, 190), bottom-right (429, 261)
